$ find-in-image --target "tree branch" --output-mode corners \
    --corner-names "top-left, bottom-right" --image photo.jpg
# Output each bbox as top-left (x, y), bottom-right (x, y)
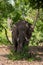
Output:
top-left (1, 25), bottom-right (13, 45)
top-left (33, 9), bottom-right (39, 29)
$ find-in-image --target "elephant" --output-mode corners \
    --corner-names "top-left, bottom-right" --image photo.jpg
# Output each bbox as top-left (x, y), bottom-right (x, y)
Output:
top-left (12, 20), bottom-right (33, 52)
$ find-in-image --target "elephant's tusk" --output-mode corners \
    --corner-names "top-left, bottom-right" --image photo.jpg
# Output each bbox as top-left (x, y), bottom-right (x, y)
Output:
top-left (25, 37), bottom-right (29, 41)
top-left (17, 38), bottom-right (19, 41)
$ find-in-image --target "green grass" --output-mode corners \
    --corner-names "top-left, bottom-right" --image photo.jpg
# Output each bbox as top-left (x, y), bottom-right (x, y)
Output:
top-left (8, 50), bottom-right (41, 61)
top-left (7, 44), bottom-right (41, 61)
top-left (8, 45), bottom-right (36, 61)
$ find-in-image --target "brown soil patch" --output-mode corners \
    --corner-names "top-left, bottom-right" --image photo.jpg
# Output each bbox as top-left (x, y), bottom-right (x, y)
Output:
top-left (0, 45), bottom-right (43, 65)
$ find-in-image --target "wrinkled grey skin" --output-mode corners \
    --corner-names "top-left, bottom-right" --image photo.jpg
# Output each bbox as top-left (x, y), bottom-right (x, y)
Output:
top-left (12, 20), bottom-right (33, 52)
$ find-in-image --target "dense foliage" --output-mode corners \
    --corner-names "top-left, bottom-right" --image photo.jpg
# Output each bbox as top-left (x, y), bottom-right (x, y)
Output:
top-left (29, 0), bottom-right (43, 9)
top-left (0, 0), bottom-right (43, 45)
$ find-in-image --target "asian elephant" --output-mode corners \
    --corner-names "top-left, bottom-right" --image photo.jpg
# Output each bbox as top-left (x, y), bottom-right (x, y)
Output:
top-left (12, 20), bottom-right (33, 52)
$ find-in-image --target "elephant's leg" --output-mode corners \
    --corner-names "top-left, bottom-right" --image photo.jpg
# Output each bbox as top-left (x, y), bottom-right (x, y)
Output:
top-left (14, 40), bottom-right (18, 52)
top-left (12, 35), bottom-right (17, 52)
top-left (12, 38), bottom-right (18, 52)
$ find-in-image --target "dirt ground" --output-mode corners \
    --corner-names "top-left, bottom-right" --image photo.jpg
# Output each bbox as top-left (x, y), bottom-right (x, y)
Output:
top-left (0, 45), bottom-right (43, 65)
